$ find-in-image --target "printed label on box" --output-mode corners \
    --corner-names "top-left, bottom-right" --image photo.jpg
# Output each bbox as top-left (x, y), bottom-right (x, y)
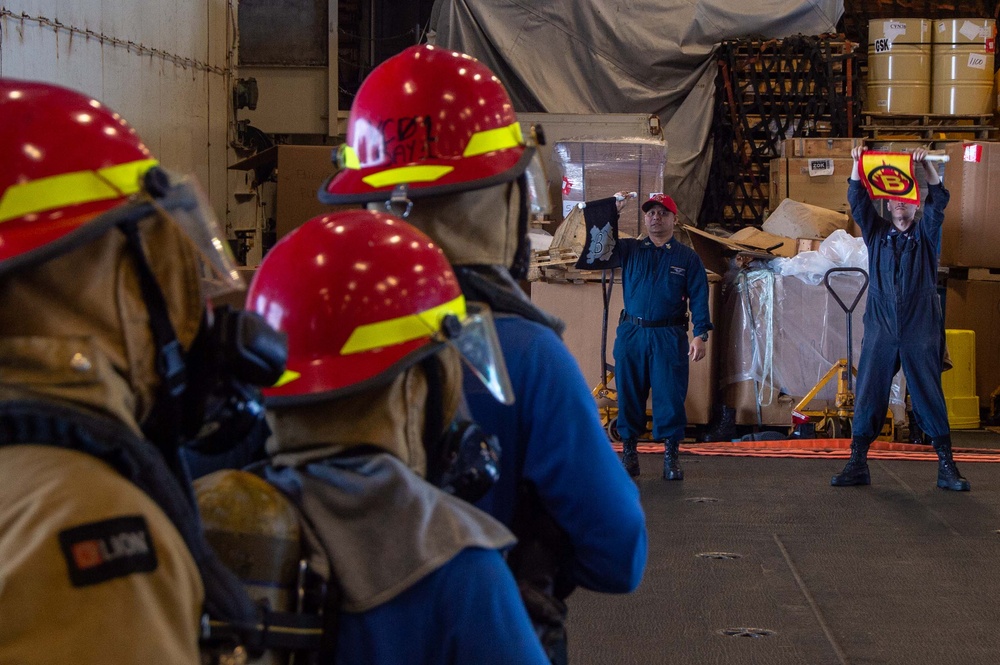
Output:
top-left (963, 144), bottom-right (983, 163)
top-left (807, 159), bottom-right (835, 177)
top-left (960, 20), bottom-right (982, 42)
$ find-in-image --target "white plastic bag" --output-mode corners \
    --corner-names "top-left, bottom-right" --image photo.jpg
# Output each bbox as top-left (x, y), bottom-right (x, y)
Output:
top-left (769, 230), bottom-right (868, 285)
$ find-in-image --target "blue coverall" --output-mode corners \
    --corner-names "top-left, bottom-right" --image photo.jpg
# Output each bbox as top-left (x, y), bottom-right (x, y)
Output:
top-left (611, 238), bottom-right (713, 443)
top-left (466, 316), bottom-right (648, 594)
top-left (337, 548), bottom-right (548, 664)
top-left (848, 178), bottom-right (951, 441)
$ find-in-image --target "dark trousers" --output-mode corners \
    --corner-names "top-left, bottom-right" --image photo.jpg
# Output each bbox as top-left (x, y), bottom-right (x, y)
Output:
top-left (613, 323), bottom-right (689, 442)
top-left (852, 289), bottom-right (949, 441)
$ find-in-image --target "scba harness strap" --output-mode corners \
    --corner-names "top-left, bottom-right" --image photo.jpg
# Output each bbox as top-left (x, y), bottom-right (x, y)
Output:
top-left (0, 400), bottom-right (327, 657)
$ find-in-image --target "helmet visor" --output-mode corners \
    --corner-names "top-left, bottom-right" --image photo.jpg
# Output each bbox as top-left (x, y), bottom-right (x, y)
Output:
top-left (523, 126), bottom-right (551, 218)
top-left (154, 174), bottom-right (243, 298)
top-left (441, 303), bottom-right (514, 406)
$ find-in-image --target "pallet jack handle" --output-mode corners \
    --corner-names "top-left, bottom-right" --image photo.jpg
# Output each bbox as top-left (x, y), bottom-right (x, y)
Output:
top-left (823, 267), bottom-right (869, 393)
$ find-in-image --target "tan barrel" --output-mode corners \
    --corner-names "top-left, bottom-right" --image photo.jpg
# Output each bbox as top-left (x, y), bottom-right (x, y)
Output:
top-left (931, 19), bottom-right (996, 114)
top-left (866, 19), bottom-right (932, 114)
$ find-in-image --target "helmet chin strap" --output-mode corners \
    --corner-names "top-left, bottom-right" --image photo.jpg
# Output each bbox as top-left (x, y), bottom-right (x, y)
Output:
top-left (118, 218), bottom-right (193, 493)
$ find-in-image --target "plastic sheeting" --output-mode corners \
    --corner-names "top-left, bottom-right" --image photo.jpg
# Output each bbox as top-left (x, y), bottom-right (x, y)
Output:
top-left (769, 229), bottom-right (868, 285)
top-left (428, 0), bottom-right (844, 226)
top-left (721, 268), bottom-right (906, 422)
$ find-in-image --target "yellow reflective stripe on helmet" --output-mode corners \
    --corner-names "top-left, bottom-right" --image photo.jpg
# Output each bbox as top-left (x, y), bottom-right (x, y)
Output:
top-left (339, 145), bottom-right (360, 170)
top-left (273, 369), bottom-right (302, 388)
top-left (0, 159), bottom-right (159, 224)
top-left (463, 123), bottom-right (523, 157)
top-left (361, 165), bottom-right (455, 188)
top-left (341, 295), bottom-right (466, 355)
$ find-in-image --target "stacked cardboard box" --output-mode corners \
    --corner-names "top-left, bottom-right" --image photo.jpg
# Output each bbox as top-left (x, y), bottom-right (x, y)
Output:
top-left (530, 275), bottom-right (721, 426)
top-left (769, 155), bottom-right (852, 215)
top-left (940, 142), bottom-right (1000, 270)
top-left (939, 142), bottom-right (1000, 409)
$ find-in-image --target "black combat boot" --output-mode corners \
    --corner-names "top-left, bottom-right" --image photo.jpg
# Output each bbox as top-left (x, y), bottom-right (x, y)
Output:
top-left (931, 435), bottom-right (971, 491)
top-left (831, 437), bottom-right (871, 486)
top-left (621, 438), bottom-right (640, 477)
top-left (663, 439), bottom-right (683, 481)
top-left (701, 404), bottom-right (737, 442)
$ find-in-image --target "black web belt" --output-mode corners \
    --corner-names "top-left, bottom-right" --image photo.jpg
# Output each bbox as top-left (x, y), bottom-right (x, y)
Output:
top-left (620, 311), bottom-right (689, 328)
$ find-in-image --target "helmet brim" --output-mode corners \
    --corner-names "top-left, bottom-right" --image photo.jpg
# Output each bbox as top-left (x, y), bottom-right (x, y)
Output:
top-left (318, 147), bottom-right (535, 205)
top-left (262, 337), bottom-right (444, 407)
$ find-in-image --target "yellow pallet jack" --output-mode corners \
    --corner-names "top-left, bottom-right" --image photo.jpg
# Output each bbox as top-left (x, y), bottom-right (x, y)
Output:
top-left (791, 267), bottom-right (894, 441)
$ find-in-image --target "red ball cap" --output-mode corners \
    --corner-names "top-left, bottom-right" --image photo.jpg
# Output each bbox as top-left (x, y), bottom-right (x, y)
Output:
top-left (641, 193), bottom-right (678, 215)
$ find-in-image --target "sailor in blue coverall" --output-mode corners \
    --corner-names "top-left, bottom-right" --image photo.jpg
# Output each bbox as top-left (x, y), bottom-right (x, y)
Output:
top-left (832, 146), bottom-right (969, 491)
top-left (594, 193), bottom-right (713, 481)
top-left (316, 45), bottom-right (648, 664)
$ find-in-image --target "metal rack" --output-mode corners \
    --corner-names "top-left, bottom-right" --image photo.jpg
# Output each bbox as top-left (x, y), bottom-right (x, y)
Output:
top-left (703, 36), bottom-right (861, 230)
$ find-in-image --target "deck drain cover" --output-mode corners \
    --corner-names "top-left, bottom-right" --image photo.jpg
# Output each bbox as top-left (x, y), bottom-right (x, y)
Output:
top-left (685, 497), bottom-right (721, 503)
top-left (697, 552), bottom-right (743, 560)
top-left (718, 627), bottom-right (777, 638)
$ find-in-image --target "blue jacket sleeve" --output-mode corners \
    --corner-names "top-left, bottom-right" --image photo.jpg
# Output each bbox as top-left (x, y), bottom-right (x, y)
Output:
top-left (920, 182), bottom-right (950, 243)
top-left (505, 322), bottom-right (648, 593)
top-left (847, 178), bottom-right (883, 244)
top-left (685, 251), bottom-right (713, 338)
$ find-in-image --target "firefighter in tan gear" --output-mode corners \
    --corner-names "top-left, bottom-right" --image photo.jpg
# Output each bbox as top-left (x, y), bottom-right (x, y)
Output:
top-left (0, 79), bottom-right (274, 663)
top-left (319, 45), bottom-right (648, 663)
top-left (196, 209), bottom-right (550, 663)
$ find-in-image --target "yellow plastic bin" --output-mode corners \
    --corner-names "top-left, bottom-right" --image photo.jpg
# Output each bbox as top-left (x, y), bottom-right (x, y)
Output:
top-left (941, 329), bottom-right (980, 429)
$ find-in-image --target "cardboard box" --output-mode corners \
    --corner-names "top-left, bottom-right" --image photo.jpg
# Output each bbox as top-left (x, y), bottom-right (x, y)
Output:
top-left (770, 157), bottom-right (852, 215)
top-left (940, 142), bottom-right (1000, 269)
top-left (681, 224), bottom-right (789, 277)
top-left (762, 198), bottom-right (851, 239)
top-left (530, 274), bottom-right (720, 425)
top-left (787, 137), bottom-right (864, 158)
top-left (555, 139), bottom-right (667, 236)
top-left (230, 145), bottom-right (354, 241)
top-left (945, 276), bottom-right (1000, 409)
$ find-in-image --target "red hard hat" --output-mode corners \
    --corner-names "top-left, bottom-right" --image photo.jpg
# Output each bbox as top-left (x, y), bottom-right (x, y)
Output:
top-left (319, 44), bottom-right (535, 204)
top-left (246, 209), bottom-right (467, 402)
top-left (0, 79), bottom-right (158, 267)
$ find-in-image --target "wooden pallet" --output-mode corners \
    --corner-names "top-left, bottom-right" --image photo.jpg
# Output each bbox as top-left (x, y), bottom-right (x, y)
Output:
top-left (530, 247), bottom-right (579, 269)
top-left (861, 113), bottom-right (998, 139)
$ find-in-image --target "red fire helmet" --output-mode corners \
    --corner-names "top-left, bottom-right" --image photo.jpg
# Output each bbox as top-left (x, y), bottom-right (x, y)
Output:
top-left (0, 78), bottom-right (158, 265)
top-left (319, 44), bottom-right (535, 205)
top-left (247, 209), bottom-right (513, 405)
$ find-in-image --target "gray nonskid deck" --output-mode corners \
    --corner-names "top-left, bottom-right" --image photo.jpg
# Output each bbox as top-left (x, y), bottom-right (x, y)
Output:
top-left (567, 449), bottom-right (1000, 664)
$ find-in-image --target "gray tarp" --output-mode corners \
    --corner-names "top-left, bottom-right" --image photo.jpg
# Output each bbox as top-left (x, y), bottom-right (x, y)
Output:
top-left (429, 1), bottom-right (844, 225)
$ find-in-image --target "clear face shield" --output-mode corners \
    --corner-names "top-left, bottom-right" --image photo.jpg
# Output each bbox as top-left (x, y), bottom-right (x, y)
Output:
top-left (437, 301), bottom-right (514, 406)
top-left (144, 170), bottom-right (244, 298)
top-left (522, 124), bottom-right (552, 219)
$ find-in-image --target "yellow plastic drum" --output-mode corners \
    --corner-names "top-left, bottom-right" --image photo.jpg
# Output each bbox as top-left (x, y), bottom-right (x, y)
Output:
top-left (867, 18), bottom-right (932, 114)
top-left (941, 329), bottom-right (980, 429)
top-left (931, 18), bottom-right (997, 115)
